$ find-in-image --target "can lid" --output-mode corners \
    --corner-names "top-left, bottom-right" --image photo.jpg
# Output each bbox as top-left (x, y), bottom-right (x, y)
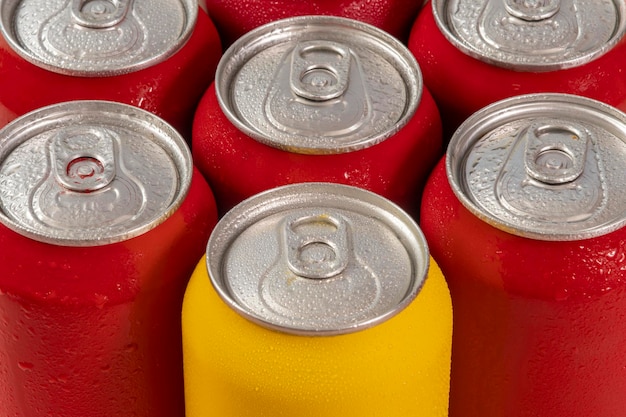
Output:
top-left (447, 93), bottom-right (626, 241)
top-left (207, 182), bottom-right (429, 335)
top-left (0, 0), bottom-right (197, 76)
top-left (433, 0), bottom-right (626, 71)
top-left (0, 100), bottom-right (192, 246)
top-left (215, 15), bottom-right (423, 154)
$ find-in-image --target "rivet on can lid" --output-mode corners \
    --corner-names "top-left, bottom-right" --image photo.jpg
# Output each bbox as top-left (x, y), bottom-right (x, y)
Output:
top-left (0, 100), bottom-right (192, 246)
top-left (432, 0), bottom-right (626, 71)
top-left (447, 93), bottom-right (626, 241)
top-left (0, 0), bottom-right (198, 76)
top-left (215, 15), bottom-right (423, 154)
top-left (206, 182), bottom-right (430, 336)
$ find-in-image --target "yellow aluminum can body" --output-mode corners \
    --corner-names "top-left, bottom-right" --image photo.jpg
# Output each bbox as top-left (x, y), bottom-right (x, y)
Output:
top-left (182, 255), bottom-right (452, 417)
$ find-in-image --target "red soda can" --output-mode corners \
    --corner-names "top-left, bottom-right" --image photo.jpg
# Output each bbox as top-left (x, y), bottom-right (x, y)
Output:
top-left (0, 0), bottom-right (222, 140)
top-left (203, 0), bottom-right (424, 48)
top-left (193, 15), bottom-right (442, 216)
top-left (420, 93), bottom-right (626, 417)
top-left (0, 101), bottom-right (218, 417)
top-left (408, 0), bottom-right (626, 141)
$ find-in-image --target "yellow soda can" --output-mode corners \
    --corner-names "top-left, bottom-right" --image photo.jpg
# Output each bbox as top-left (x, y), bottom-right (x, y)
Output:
top-left (182, 182), bottom-right (452, 417)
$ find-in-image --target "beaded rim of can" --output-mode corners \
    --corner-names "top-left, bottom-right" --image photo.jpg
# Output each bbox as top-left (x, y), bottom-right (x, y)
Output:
top-left (432, 0), bottom-right (626, 72)
top-left (0, 0), bottom-right (198, 77)
top-left (0, 100), bottom-right (192, 246)
top-left (447, 93), bottom-right (626, 241)
top-left (215, 15), bottom-right (423, 155)
top-left (205, 182), bottom-right (430, 336)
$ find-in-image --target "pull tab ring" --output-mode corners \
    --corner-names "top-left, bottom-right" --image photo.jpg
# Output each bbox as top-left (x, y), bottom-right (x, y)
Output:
top-left (71, 0), bottom-right (132, 29)
top-left (52, 126), bottom-right (116, 193)
top-left (523, 119), bottom-right (588, 185)
top-left (504, 0), bottom-right (560, 21)
top-left (284, 211), bottom-right (350, 279)
top-left (290, 41), bottom-right (351, 102)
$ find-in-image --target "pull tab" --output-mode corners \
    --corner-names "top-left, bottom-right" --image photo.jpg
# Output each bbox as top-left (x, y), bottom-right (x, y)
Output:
top-left (524, 120), bottom-right (587, 184)
top-left (284, 212), bottom-right (349, 279)
top-left (504, 0), bottom-right (560, 21)
top-left (71, 0), bottom-right (132, 29)
top-left (32, 126), bottom-right (146, 232)
top-left (258, 209), bottom-right (381, 327)
top-left (477, 0), bottom-right (578, 58)
top-left (40, 0), bottom-right (143, 63)
top-left (290, 41), bottom-right (351, 102)
top-left (494, 118), bottom-right (604, 224)
top-left (263, 40), bottom-right (370, 144)
top-left (52, 127), bottom-right (116, 193)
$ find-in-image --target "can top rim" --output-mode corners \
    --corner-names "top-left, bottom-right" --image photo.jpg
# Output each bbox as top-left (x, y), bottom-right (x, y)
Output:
top-left (215, 15), bottom-right (423, 154)
top-left (0, 0), bottom-right (198, 77)
top-left (0, 100), bottom-right (192, 246)
top-left (432, 0), bottom-right (626, 72)
top-left (206, 182), bottom-right (430, 336)
top-left (446, 93), bottom-right (626, 241)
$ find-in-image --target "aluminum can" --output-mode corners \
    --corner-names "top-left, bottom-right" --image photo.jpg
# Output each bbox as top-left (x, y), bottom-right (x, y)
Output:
top-left (420, 93), bottom-right (626, 417)
top-left (0, 0), bottom-right (222, 141)
top-left (408, 0), bottom-right (626, 141)
top-left (0, 101), bottom-right (218, 417)
top-left (182, 182), bottom-right (452, 417)
top-left (203, 0), bottom-right (424, 48)
top-left (192, 15), bottom-right (442, 216)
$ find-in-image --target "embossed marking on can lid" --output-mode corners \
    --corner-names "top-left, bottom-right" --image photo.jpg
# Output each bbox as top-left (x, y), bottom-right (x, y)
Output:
top-left (0, 100), bottom-right (192, 246)
top-left (447, 93), bottom-right (626, 241)
top-left (215, 15), bottom-right (423, 154)
top-left (0, 0), bottom-right (198, 76)
top-left (433, 0), bottom-right (626, 71)
top-left (206, 182), bottom-right (430, 335)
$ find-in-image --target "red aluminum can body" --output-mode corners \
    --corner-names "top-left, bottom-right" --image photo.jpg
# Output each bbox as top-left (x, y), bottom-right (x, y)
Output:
top-left (192, 16), bottom-right (442, 216)
top-left (420, 94), bottom-right (626, 417)
top-left (0, 4), bottom-right (222, 141)
top-left (0, 101), bottom-right (219, 417)
top-left (203, 0), bottom-right (423, 48)
top-left (408, 1), bottom-right (626, 141)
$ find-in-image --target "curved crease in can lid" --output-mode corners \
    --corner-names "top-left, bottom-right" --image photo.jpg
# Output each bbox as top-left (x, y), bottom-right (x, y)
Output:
top-left (0, 0), bottom-right (198, 76)
top-left (215, 15), bottom-right (423, 154)
top-left (433, 0), bottom-right (626, 71)
top-left (206, 182), bottom-right (430, 336)
top-left (0, 100), bottom-right (192, 246)
top-left (447, 93), bottom-right (626, 241)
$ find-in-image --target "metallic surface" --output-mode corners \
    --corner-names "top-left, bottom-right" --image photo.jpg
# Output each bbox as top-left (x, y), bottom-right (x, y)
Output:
top-left (0, 0), bottom-right (198, 76)
top-left (0, 100), bottom-right (191, 246)
top-left (447, 93), bottom-right (626, 240)
top-left (215, 15), bottom-right (422, 154)
top-left (433, 0), bottom-right (626, 71)
top-left (206, 182), bottom-right (429, 335)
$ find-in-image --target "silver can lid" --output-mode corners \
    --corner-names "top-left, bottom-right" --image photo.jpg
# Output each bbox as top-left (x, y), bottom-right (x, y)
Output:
top-left (0, 100), bottom-right (192, 246)
top-left (215, 15), bottom-right (423, 154)
top-left (0, 0), bottom-right (198, 76)
top-left (433, 0), bottom-right (626, 71)
top-left (447, 93), bottom-right (626, 241)
top-left (207, 182), bottom-right (430, 335)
